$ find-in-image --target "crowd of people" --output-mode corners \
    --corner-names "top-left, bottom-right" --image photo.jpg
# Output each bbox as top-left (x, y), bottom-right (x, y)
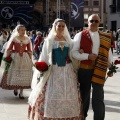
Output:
top-left (0, 14), bottom-right (119, 120)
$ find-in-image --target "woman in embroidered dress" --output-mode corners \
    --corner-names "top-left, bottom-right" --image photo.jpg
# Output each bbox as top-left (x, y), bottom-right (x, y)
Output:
top-left (28, 18), bottom-right (83, 120)
top-left (0, 24), bottom-right (33, 99)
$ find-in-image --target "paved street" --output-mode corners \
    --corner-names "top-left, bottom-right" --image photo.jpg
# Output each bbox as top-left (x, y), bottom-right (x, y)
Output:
top-left (87, 51), bottom-right (120, 120)
top-left (0, 51), bottom-right (120, 120)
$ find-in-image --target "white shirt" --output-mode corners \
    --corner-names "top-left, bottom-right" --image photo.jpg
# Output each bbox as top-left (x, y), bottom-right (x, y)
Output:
top-left (1, 41), bottom-right (8, 53)
top-left (71, 31), bottom-right (113, 64)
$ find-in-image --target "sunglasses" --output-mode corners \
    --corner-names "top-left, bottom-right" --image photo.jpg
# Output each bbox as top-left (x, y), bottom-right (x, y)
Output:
top-left (89, 20), bottom-right (99, 23)
top-left (58, 25), bottom-right (65, 28)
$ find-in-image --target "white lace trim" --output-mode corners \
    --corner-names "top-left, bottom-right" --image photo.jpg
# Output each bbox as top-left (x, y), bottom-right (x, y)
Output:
top-left (52, 40), bottom-right (69, 49)
top-left (13, 36), bottom-right (30, 44)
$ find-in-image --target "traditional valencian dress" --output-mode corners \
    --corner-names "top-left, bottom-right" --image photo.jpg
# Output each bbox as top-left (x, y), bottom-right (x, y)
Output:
top-left (28, 39), bottom-right (83, 120)
top-left (0, 36), bottom-right (33, 89)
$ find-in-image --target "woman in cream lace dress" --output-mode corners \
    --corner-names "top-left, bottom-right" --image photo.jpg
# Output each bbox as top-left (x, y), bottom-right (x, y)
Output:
top-left (0, 25), bottom-right (33, 99)
top-left (28, 19), bottom-right (83, 119)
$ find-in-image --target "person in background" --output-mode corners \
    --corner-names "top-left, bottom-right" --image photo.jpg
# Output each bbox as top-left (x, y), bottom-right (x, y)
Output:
top-left (0, 25), bottom-right (33, 99)
top-left (0, 30), bottom-right (8, 51)
top-left (28, 18), bottom-right (83, 120)
top-left (0, 30), bottom-right (8, 64)
top-left (17, 20), bottom-right (20, 25)
top-left (115, 29), bottom-right (120, 55)
top-left (106, 30), bottom-right (115, 54)
top-left (71, 14), bottom-right (113, 120)
top-left (0, 33), bottom-right (11, 65)
top-left (30, 30), bottom-right (36, 46)
top-left (33, 31), bottom-right (42, 60)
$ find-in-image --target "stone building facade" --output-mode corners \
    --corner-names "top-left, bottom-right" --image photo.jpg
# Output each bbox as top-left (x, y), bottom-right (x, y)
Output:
top-left (106, 0), bottom-right (120, 31)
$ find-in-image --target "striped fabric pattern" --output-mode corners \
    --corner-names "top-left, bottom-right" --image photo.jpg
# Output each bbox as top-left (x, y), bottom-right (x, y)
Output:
top-left (91, 31), bottom-right (111, 84)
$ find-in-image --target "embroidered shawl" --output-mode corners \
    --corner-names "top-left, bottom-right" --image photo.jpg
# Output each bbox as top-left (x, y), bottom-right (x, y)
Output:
top-left (91, 31), bottom-right (111, 84)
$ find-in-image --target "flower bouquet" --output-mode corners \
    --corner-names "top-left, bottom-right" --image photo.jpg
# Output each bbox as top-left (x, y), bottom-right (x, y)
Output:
top-left (34, 61), bottom-right (48, 72)
top-left (2, 56), bottom-right (12, 64)
top-left (2, 56), bottom-right (12, 72)
top-left (106, 60), bottom-right (120, 80)
top-left (34, 61), bottom-right (48, 81)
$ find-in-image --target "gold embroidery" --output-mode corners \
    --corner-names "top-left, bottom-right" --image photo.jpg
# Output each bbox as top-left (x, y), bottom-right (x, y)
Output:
top-left (59, 41), bottom-right (65, 50)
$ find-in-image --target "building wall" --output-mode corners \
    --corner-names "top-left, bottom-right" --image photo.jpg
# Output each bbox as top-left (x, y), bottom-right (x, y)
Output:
top-left (34, 0), bottom-right (105, 29)
top-left (106, 0), bottom-right (120, 31)
top-left (83, 0), bottom-right (104, 29)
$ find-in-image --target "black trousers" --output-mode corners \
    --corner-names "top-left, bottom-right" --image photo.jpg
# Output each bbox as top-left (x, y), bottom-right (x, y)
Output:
top-left (78, 68), bottom-right (105, 120)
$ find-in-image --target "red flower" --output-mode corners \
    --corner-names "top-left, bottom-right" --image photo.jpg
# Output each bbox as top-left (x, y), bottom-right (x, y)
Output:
top-left (5, 56), bottom-right (12, 62)
top-left (114, 60), bottom-right (120, 65)
top-left (34, 61), bottom-right (48, 72)
top-left (2, 56), bottom-right (12, 64)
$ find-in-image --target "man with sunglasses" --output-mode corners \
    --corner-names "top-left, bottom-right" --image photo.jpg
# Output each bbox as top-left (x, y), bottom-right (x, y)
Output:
top-left (71, 14), bottom-right (113, 120)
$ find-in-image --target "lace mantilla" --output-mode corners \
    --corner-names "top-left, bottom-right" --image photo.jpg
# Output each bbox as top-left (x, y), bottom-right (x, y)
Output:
top-left (13, 36), bottom-right (30, 45)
